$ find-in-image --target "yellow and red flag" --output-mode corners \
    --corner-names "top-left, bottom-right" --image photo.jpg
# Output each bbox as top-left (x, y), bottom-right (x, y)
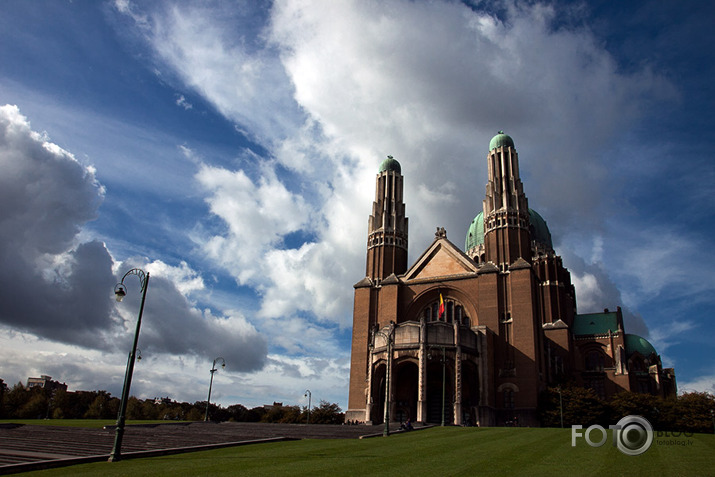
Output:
top-left (439, 293), bottom-right (445, 320)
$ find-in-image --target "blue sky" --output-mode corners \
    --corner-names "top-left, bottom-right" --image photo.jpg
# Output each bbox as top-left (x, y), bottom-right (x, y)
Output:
top-left (0, 0), bottom-right (713, 410)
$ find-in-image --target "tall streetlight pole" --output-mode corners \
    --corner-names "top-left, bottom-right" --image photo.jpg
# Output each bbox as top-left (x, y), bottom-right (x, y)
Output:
top-left (109, 268), bottom-right (150, 462)
top-left (374, 321), bottom-right (395, 437)
top-left (204, 357), bottom-right (225, 421)
top-left (304, 390), bottom-right (312, 424)
top-left (440, 347), bottom-right (446, 426)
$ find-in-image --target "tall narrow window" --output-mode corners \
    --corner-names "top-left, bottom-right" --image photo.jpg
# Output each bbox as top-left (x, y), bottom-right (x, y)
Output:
top-left (503, 389), bottom-right (514, 409)
top-left (585, 351), bottom-right (605, 372)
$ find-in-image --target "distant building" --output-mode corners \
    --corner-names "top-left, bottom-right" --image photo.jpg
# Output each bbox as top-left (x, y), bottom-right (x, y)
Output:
top-left (346, 132), bottom-right (676, 427)
top-left (263, 401), bottom-right (283, 410)
top-left (26, 375), bottom-right (67, 393)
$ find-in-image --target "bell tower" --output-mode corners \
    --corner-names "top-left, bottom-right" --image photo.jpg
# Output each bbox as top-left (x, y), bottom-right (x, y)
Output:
top-left (482, 132), bottom-right (532, 269)
top-left (346, 155), bottom-right (408, 423)
top-left (365, 155), bottom-right (409, 282)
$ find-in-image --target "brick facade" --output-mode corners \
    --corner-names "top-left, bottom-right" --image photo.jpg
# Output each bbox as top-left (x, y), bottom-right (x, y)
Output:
top-left (345, 134), bottom-right (676, 426)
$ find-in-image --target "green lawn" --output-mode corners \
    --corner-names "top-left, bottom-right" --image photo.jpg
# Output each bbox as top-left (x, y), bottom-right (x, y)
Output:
top-left (19, 427), bottom-right (715, 477)
top-left (0, 419), bottom-right (183, 428)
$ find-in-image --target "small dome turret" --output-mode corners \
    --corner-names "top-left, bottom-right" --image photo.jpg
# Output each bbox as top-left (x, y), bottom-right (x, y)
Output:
top-left (379, 155), bottom-right (401, 174)
top-left (489, 131), bottom-right (515, 151)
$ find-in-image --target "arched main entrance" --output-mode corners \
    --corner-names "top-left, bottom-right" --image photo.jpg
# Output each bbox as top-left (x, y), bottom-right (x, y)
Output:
top-left (426, 360), bottom-right (454, 424)
top-left (393, 361), bottom-right (418, 423)
top-left (460, 360), bottom-right (480, 426)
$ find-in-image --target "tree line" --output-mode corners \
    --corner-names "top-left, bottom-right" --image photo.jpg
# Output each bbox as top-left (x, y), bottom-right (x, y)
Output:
top-left (0, 382), bottom-right (344, 424)
top-left (539, 387), bottom-right (715, 433)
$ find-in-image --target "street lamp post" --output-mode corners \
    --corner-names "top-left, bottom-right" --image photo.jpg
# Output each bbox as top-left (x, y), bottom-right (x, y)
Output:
top-left (558, 386), bottom-right (564, 428)
top-left (204, 357), bottom-right (226, 421)
top-left (440, 347), bottom-right (446, 426)
top-left (374, 321), bottom-right (395, 437)
top-left (109, 268), bottom-right (150, 462)
top-left (305, 390), bottom-right (312, 424)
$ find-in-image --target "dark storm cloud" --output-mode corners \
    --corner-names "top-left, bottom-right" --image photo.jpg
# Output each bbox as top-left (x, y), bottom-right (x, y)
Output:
top-left (0, 104), bottom-right (268, 373)
top-left (119, 259), bottom-right (267, 372)
top-left (0, 105), bottom-right (116, 345)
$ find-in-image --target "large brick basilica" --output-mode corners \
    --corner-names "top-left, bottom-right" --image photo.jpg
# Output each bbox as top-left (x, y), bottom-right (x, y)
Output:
top-left (345, 132), bottom-right (676, 427)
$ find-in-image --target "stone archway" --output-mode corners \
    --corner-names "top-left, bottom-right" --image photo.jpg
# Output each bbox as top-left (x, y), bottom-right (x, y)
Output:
top-left (371, 363), bottom-right (386, 424)
top-left (393, 361), bottom-right (418, 423)
top-left (460, 360), bottom-right (480, 426)
top-left (426, 360), bottom-right (454, 424)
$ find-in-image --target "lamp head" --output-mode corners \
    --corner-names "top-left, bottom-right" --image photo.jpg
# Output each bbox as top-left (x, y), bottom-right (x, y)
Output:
top-left (221, 362), bottom-right (226, 369)
top-left (114, 283), bottom-right (127, 302)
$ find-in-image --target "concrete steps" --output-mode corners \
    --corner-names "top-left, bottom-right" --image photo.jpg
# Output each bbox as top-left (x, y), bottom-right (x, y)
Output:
top-left (0, 421), bottom-right (390, 474)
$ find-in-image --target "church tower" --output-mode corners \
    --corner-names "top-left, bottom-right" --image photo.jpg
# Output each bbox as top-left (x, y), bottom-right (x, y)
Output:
top-left (346, 156), bottom-right (408, 421)
top-left (478, 132), bottom-right (545, 419)
top-left (482, 131), bottom-right (532, 269)
top-left (365, 155), bottom-right (409, 282)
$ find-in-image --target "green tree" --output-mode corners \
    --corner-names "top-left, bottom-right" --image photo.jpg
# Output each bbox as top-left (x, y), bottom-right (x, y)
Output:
top-left (50, 388), bottom-right (70, 419)
top-left (308, 400), bottom-right (344, 424)
top-left (140, 399), bottom-right (160, 420)
top-left (0, 379), bottom-right (7, 418)
top-left (185, 407), bottom-right (204, 421)
top-left (539, 386), bottom-right (607, 427)
top-left (84, 391), bottom-right (116, 419)
top-left (261, 404), bottom-right (301, 423)
top-left (18, 390), bottom-right (48, 419)
top-left (67, 391), bottom-right (102, 419)
top-left (609, 391), bottom-right (662, 426)
top-left (126, 396), bottom-right (144, 419)
top-left (674, 392), bottom-right (715, 434)
top-left (3, 382), bottom-right (30, 418)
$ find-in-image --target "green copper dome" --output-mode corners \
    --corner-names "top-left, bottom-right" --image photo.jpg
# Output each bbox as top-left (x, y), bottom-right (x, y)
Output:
top-left (379, 155), bottom-right (401, 174)
top-left (465, 209), bottom-right (553, 252)
top-left (489, 131), bottom-right (515, 151)
top-left (528, 209), bottom-right (553, 250)
top-left (465, 212), bottom-right (485, 251)
top-left (625, 334), bottom-right (657, 358)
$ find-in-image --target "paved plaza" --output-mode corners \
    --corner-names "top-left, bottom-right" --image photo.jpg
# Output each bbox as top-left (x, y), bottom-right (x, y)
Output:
top-left (0, 421), bottom-right (396, 474)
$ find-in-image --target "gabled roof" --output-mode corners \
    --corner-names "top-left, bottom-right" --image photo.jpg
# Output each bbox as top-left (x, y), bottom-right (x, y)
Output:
top-left (403, 235), bottom-right (478, 282)
top-left (573, 311), bottom-right (619, 336)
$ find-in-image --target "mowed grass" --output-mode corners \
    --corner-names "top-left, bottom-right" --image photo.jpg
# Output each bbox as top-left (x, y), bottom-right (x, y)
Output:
top-left (0, 419), bottom-right (181, 428)
top-left (20, 426), bottom-right (715, 477)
